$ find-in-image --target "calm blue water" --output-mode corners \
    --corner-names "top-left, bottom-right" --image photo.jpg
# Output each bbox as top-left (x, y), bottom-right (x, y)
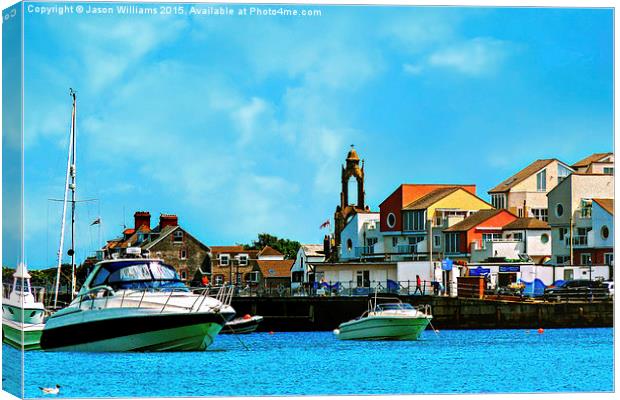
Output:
top-left (3, 328), bottom-right (614, 398)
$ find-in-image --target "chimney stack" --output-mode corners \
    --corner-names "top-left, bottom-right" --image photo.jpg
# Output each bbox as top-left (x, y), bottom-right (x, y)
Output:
top-left (323, 235), bottom-right (332, 258)
top-left (159, 214), bottom-right (179, 229)
top-left (134, 211), bottom-right (151, 231)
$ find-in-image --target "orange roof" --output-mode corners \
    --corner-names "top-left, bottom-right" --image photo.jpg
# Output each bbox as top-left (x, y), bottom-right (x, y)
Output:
top-left (488, 159), bottom-right (558, 193)
top-left (380, 183), bottom-right (477, 208)
top-left (258, 246), bottom-right (283, 257)
top-left (210, 245), bottom-right (245, 253)
top-left (210, 246), bottom-right (259, 257)
top-left (593, 198), bottom-right (614, 215)
top-left (502, 218), bottom-right (550, 230)
top-left (444, 209), bottom-right (507, 232)
top-left (256, 260), bottom-right (294, 278)
top-left (403, 187), bottom-right (461, 210)
top-left (572, 152), bottom-right (613, 168)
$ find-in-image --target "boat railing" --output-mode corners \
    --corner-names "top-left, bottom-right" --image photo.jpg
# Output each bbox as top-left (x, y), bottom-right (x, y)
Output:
top-left (74, 285), bottom-right (235, 313)
top-left (415, 304), bottom-right (432, 317)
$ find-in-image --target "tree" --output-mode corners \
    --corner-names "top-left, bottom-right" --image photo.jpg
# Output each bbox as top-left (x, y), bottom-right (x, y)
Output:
top-left (243, 233), bottom-right (301, 259)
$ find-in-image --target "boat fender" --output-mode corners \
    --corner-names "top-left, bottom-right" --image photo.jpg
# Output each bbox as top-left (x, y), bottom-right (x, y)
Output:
top-left (333, 329), bottom-right (340, 336)
top-left (243, 314), bottom-right (251, 320)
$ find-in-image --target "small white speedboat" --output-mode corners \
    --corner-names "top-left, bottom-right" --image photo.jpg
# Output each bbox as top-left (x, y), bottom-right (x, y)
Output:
top-left (2, 263), bottom-right (47, 350)
top-left (221, 314), bottom-right (263, 334)
top-left (334, 296), bottom-right (432, 341)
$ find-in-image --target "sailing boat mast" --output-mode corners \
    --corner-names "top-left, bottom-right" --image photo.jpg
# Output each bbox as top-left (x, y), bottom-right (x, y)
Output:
top-left (70, 89), bottom-right (77, 296)
top-left (53, 89), bottom-right (77, 309)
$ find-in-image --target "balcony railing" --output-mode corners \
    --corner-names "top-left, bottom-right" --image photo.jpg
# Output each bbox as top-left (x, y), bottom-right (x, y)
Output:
top-left (354, 246), bottom-right (375, 257)
top-left (397, 244), bottom-right (417, 254)
top-left (565, 235), bottom-right (589, 247)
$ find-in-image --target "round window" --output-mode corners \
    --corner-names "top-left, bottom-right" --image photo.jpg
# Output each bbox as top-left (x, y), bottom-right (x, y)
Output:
top-left (541, 233), bottom-right (549, 244)
top-left (555, 203), bottom-right (564, 217)
top-left (601, 225), bottom-right (609, 240)
top-left (387, 212), bottom-right (396, 228)
top-left (347, 239), bottom-right (353, 251)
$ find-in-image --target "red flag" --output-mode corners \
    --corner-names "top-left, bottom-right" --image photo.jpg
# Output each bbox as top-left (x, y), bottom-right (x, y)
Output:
top-left (320, 219), bottom-right (330, 229)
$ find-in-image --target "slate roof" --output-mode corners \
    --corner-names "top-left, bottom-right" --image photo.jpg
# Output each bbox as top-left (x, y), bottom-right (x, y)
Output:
top-left (301, 244), bottom-right (325, 257)
top-left (502, 218), bottom-right (550, 230)
top-left (488, 159), bottom-right (558, 193)
top-left (593, 198), bottom-right (614, 216)
top-left (444, 209), bottom-right (507, 232)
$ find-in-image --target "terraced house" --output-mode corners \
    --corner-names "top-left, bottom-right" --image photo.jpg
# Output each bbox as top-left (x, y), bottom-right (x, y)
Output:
top-left (488, 158), bottom-right (574, 221)
top-left (101, 211), bottom-right (211, 283)
top-left (547, 173), bottom-right (614, 266)
top-left (378, 184), bottom-right (494, 261)
top-left (571, 152), bottom-right (614, 174)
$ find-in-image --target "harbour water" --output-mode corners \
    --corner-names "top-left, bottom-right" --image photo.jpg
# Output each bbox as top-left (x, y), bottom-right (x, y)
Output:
top-left (3, 328), bottom-right (614, 398)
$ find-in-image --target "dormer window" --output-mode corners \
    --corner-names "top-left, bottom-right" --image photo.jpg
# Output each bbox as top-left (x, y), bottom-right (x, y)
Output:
top-left (220, 254), bottom-right (230, 266)
top-left (536, 169), bottom-right (547, 192)
top-left (238, 254), bottom-right (249, 266)
top-left (173, 230), bottom-right (184, 243)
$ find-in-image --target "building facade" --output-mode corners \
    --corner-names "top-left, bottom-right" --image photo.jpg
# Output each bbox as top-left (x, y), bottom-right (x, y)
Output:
top-left (291, 244), bottom-right (325, 290)
top-left (443, 209), bottom-right (518, 261)
top-left (547, 173), bottom-right (614, 265)
top-left (572, 152), bottom-right (614, 174)
top-left (101, 211), bottom-right (210, 283)
top-left (339, 212), bottom-right (383, 261)
top-left (488, 158), bottom-right (574, 220)
top-left (379, 184), bottom-right (493, 261)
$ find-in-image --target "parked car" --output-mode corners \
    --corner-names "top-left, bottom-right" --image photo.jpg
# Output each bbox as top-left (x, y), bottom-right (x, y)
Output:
top-left (602, 281), bottom-right (614, 298)
top-left (543, 279), bottom-right (607, 302)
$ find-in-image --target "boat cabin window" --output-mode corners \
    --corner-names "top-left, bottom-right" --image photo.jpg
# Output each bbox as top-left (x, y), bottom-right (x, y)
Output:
top-left (375, 303), bottom-right (413, 311)
top-left (13, 280), bottom-right (30, 293)
top-left (92, 261), bottom-right (187, 291)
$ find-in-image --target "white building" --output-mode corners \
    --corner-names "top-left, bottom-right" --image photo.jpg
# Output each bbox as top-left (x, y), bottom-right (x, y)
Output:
top-left (470, 218), bottom-right (552, 264)
top-left (547, 173), bottom-right (613, 265)
top-left (339, 212), bottom-right (383, 261)
top-left (291, 244), bottom-right (325, 290)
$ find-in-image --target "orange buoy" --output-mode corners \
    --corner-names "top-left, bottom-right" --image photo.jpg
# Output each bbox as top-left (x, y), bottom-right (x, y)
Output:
top-left (243, 314), bottom-right (251, 320)
top-left (269, 331), bottom-right (275, 335)
top-left (537, 328), bottom-right (544, 334)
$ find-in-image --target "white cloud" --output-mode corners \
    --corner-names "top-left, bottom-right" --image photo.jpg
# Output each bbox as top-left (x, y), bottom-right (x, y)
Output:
top-left (428, 37), bottom-right (510, 75)
top-left (76, 18), bottom-right (187, 91)
top-left (232, 97), bottom-right (273, 146)
top-left (403, 63), bottom-right (424, 75)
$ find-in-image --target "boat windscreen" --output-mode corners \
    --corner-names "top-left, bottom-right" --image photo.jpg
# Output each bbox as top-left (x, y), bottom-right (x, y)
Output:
top-left (93, 261), bottom-right (188, 291)
top-left (376, 303), bottom-right (414, 311)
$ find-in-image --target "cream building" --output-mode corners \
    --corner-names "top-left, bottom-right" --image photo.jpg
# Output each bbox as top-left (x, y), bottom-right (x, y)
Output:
top-left (572, 152), bottom-right (614, 174)
top-left (546, 173), bottom-right (614, 265)
top-left (488, 159), bottom-right (574, 221)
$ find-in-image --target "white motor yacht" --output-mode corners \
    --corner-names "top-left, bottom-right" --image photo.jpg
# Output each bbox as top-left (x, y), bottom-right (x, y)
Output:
top-left (2, 263), bottom-right (47, 350)
top-left (40, 258), bottom-right (235, 352)
top-left (334, 296), bottom-right (432, 341)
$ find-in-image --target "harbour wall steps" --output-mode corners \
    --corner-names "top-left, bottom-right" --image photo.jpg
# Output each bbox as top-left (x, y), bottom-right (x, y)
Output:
top-left (230, 296), bottom-right (613, 331)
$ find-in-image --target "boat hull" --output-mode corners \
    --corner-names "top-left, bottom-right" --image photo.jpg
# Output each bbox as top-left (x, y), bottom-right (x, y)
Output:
top-left (221, 316), bottom-right (263, 334)
top-left (40, 310), bottom-right (233, 352)
top-left (2, 319), bottom-right (44, 350)
top-left (335, 316), bottom-right (431, 341)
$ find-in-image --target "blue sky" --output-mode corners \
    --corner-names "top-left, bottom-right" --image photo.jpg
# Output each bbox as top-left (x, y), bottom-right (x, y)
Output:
top-left (5, 3), bottom-right (613, 268)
